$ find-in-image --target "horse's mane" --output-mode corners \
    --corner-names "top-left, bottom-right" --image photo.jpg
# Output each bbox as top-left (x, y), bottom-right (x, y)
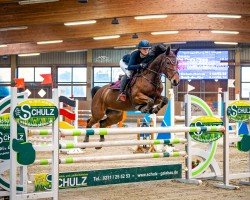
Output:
top-left (143, 44), bottom-right (168, 65)
top-left (150, 44), bottom-right (167, 58)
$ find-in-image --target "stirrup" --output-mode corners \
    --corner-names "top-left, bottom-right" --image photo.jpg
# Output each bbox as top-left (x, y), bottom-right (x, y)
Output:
top-left (116, 93), bottom-right (126, 102)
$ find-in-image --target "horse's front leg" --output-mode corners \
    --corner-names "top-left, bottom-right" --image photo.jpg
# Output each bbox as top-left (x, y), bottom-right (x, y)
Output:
top-left (151, 96), bottom-right (168, 114)
top-left (133, 93), bottom-right (155, 113)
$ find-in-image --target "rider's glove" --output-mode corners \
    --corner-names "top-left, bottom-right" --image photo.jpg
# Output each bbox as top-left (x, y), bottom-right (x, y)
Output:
top-left (140, 63), bottom-right (147, 69)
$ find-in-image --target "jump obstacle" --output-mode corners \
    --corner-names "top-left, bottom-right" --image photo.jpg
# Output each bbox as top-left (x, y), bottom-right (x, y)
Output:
top-left (1, 87), bottom-right (249, 200)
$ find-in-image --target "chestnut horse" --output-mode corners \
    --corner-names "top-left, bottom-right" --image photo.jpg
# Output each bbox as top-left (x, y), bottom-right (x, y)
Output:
top-left (84, 46), bottom-right (180, 145)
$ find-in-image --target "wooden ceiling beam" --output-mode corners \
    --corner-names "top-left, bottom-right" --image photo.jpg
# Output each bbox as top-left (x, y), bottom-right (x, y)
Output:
top-left (0, 15), bottom-right (249, 44)
top-left (0, 0), bottom-right (18, 3)
top-left (0, 0), bottom-right (249, 27)
top-left (0, 30), bottom-right (249, 55)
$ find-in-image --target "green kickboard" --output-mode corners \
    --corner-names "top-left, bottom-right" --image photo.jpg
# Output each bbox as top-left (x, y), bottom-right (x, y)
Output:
top-left (34, 164), bottom-right (182, 191)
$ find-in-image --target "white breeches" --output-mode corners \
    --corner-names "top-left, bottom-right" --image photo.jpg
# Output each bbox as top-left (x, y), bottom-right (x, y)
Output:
top-left (119, 59), bottom-right (131, 77)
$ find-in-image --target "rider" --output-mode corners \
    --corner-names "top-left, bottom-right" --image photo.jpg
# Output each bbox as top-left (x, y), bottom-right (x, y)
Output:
top-left (117, 40), bottom-right (151, 102)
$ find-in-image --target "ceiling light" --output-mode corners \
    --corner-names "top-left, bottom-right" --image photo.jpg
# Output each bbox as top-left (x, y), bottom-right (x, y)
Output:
top-left (18, 53), bottom-right (40, 57)
top-left (37, 40), bottom-right (63, 44)
top-left (93, 35), bottom-right (120, 40)
top-left (0, 26), bottom-right (28, 32)
top-left (214, 42), bottom-right (238, 45)
top-left (211, 30), bottom-right (239, 34)
top-left (207, 14), bottom-right (241, 19)
top-left (151, 31), bottom-right (179, 35)
top-left (64, 20), bottom-right (96, 26)
top-left (111, 18), bottom-right (119, 25)
top-left (0, 45), bottom-right (7, 48)
top-left (164, 42), bottom-right (186, 45)
top-left (132, 33), bottom-right (139, 39)
top-left (66, 50), bottom-right (87, 53)
top-left (114, 45), bottom-right (136, 49)
top-left (19, 0), bottom-right (59, 5)
top-left (134, 15), bottom-right (168, 20)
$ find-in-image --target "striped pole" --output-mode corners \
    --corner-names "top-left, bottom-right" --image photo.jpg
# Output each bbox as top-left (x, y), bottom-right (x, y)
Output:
top-left (34, 151), bottom-right (187, 165)
top-left (60, 138), bottom-right (187, 149)
top-left (28, 126), bottom-right (225, 136)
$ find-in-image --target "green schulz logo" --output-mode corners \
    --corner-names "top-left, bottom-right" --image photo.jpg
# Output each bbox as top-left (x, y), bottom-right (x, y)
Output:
top-left (227, 100), bottom-right (250, 122)
top-left (189, 116), bottom-right (223, 143)
top-left (13, 99), bottom-right (58, 127)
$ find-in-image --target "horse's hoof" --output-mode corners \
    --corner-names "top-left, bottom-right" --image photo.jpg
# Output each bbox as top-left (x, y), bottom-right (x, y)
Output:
top-left (95, 137), bottom-right (105, 150)
top-left (152, 109), bottom-right (159, 114)
top-left (82, 137), bottom-right (89, 149)
top-left (83, 138), bottom-right (89, 143)
top-left (143, 110), bottom-right (150, 114)
top-left (148, 108), bottom-right (154, 114)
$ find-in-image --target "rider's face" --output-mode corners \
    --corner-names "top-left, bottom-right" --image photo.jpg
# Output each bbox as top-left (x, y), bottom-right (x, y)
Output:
top-left (139, 48), bottom-right (150, 56)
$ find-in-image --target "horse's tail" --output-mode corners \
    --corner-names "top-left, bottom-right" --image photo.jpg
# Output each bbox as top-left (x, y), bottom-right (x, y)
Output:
top-left (91, 86), bottom-right (101, 98)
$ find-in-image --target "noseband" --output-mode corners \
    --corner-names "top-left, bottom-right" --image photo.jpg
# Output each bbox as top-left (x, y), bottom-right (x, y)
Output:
top-left (164, 57), bottom-right (179, 80)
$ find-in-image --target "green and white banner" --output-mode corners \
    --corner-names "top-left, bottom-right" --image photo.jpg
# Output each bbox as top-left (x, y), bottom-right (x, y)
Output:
top-left (13, 99), bottom-right (58, 127)
top-left (34, 164), bottom-right (181, 191)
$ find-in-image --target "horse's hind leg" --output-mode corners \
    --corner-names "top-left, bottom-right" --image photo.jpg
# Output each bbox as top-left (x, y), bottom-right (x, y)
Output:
top-left (83, 116), bottom-right (100, 142)
top-left (99, 110), bottom-right (123, 129)
top-left (133, 93), bottom-right (154, 113)
top-left (84, 104), bottom-right (106, 143)
top-left (151, 96), bottom-right (168, 114)
top-left (95, 110), bottom-right (124, 149)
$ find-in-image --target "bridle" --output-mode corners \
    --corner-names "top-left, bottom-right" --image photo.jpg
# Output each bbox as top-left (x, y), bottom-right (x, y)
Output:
top-left (141, 53), bottom-right (179, 88)
top-left (163, 57), bottom-right (179, 81)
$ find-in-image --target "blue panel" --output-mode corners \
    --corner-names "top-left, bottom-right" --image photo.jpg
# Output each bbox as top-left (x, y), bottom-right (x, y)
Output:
top-left (178, 50), bottom-right (228, 80)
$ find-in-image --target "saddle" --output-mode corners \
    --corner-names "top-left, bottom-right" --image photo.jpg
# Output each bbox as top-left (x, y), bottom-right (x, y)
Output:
top-left (109, 80), bottom-right (121, 90)
top-left (109, 74), bottom-right (139, 91)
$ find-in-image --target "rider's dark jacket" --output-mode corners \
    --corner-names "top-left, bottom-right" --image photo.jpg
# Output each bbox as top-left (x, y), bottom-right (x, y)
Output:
top-left (124, 44), bottom-right (167, 71)
top-left (127, 50), bottom-right (149, 71)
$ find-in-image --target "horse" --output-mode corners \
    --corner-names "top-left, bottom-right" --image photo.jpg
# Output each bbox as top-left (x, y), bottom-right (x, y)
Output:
top-left (84, 46), bottom-right (180, 146)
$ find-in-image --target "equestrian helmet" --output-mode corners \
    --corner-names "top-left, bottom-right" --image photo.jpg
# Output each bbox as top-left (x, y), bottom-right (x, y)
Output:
top-left (138, 40), bottom-right (151, 49)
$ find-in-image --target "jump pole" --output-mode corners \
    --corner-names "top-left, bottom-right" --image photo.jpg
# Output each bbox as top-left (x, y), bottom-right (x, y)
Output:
top-left (34, 151), bottom-right (187, 165)
top-left (59, 138), bottom-right (187, 149)
top-left (28, 126), bottom-right (225, 136)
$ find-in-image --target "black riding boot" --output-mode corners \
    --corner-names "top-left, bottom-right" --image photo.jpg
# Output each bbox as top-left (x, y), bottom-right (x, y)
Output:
top-left (120, 75), bottom-right (130, 93)
top-left (117, 76), bottom-right (130, 101)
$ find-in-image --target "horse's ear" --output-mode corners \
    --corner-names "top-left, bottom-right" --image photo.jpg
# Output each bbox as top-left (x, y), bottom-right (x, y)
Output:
top-left (174, 48), bottom-right (180, 55)
top-left (165, 47), bottom-right (170, 55)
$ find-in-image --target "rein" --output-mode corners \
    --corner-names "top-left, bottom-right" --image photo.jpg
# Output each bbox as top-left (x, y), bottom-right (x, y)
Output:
top-left (140, 55), bottom-right (178, 88)
top-left (141, 65), bottom-right (162, 88)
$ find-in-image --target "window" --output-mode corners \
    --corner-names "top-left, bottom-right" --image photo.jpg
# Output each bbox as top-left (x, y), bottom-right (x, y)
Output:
top-left (0, 68), bottom-right (11, 83)
top-left (0, 68), bottom-right (11, 98)
top-left (18, 67), bottom-right (34, 82)
top-left (17, 67), bottom-right (52, 98)
top-left (93, 67), bottom-right (124, 87)
top-left (35, 68), bottom-right (51, 82)
top-left (18, 67), bottom-right (51, 82)
top-left (58, 67), bottom-right (87, 98)
top-left (241, 66), bottom-right (250, 99)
